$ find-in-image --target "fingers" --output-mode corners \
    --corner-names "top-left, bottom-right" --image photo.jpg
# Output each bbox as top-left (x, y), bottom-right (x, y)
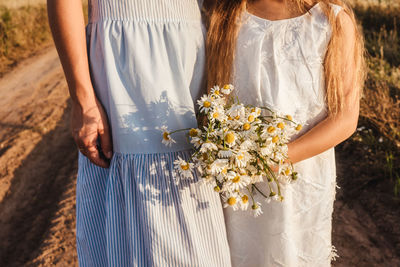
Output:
top-left (86, 144), bottom-right (110, 168)
top-left (74, 131), bottom-right (110, 169)
top-left (98, 123), bottom-right (113, 159)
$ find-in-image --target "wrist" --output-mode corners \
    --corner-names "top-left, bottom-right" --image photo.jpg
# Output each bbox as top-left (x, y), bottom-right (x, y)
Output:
top-left (286, 142), bottom-right (297, 164)
top-left (70, 85), bottom-right (98, 111)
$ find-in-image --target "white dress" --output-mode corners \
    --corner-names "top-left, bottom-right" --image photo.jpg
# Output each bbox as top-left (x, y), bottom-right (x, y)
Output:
top-left (224, 3), bottom-right (342, 267)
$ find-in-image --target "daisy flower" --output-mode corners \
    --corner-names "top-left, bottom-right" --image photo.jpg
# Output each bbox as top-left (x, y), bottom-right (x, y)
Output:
top-left (209, 107), bottom-right (226, 122)
top-left (210, 159), bottom-right (229, 175)
top-left (224, 131), bottom-right (236, 147)
top-left (188, 128), bottom-right (201, 138)
top-left (222, 193), bottom-right (240, 211)
top-left (161, 126), bottom-right (176, 147)
top-left (226, 171), bottom-right (251, 191)
top-left (235, 150), bottom-right (251, 168)
top-left (250, 107), bottom-right (262, 117)
top-left (227, 104), bottom-right (246, 120)
top-left (197, 94), bottom-right (214, 113)
top-left (190, 136), bottom-right (203, 149)
top-left (221, 84), bottom-right (234, 95)
top-left (210, 85), bottom-right (221, 96)
top-left (259, 144), bottom-right (273, 156)
top-left (174, 157), bottom-right (194, 179)
top-left (199, 141), bottom-right (218, 153)
top-left (218, 149), bottom-right (234, 158)
top-left (240, 140), bottom-right (256, 150)
top-left (252, 202), bottom-right (263, 217)
top-left (240, 194), bottom-right (250, 210)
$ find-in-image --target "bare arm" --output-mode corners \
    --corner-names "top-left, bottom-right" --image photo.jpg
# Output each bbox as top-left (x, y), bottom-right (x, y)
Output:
top-left (47, 0), bottom-right (112, 168)
top-left (287, 11), bottom-right (360, 164)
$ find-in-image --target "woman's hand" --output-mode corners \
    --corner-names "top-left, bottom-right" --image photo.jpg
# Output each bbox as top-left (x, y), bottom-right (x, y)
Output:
top-left (72, 99), bottom-right (113, 168)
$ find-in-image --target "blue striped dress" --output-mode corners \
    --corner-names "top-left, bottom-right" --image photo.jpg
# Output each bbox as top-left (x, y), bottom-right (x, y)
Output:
top-left (76, 0), bottom-right (232, 266)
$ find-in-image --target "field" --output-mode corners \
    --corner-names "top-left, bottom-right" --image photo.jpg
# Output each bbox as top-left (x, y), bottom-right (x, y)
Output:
top-left (0, 0), bottom-right (399, 266)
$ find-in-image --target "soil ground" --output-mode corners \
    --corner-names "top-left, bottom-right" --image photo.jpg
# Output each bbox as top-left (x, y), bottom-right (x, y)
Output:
top-left (0, 47), bottom-right (399, 266)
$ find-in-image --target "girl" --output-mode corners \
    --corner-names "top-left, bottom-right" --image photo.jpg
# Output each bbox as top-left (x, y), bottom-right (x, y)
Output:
top-left (47, 0), bottom-right (231, 266)
top-left (206, 0), bottom-right (365, 266)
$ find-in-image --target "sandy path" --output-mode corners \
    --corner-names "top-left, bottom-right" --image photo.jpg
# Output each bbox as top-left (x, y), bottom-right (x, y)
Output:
top-left (0, 46), bottom-right (398, 266)
top-left (0, 47), bottom-right (78, 266)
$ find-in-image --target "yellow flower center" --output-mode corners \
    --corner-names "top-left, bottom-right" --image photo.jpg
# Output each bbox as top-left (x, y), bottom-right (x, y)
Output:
top-left (272, 136), bottom-right (279, 143)
top-left (163, 132), bottom-right (170, 140)
top-left (228, 116), bottom-right (233, 120)
top-left (242, 195), bottom-right (249, 203)
top-left (267, 126), bottom-right (276, 133)
top-left (222, 168), bottom-right (227, 174)
top-left (286, 115), bottom-right (293, 121)
top-left (237, 155), bottom-right (244, 160)
top-left (248, 115), bottom-right (255, 122)
top-left (181, 163), bottom-right (190, 171)
top-left (251, 203), bottom-right (259, 210)
top-left (234, 115), bottom-right (240, 120)
top-left (243, 123), bottom-right (251, 131)
top-left (232, 176), bottom-right (241, 183)
top-left (227, 197), bottom-right (237, 206)
top-left (225, 132), bottom-right (235, 144)
top-left (277, 122), bottom-right (284, 129)
top-left (223, 84), bottom-right (230, 89)
top-left (296, 124), bottom-right (303, 131)
top-left (214, 90), bottom-right (220, 95)
top-left (203, 101), bottom-right (211, 108)
top-left (214, 186), bottom-right (221, 192)
top-left (213, 112), bottom-right (219, 119)
top-left (284, 168), bottom-right (291, 175)
top-left (189, 128), bottom-right (198, 137)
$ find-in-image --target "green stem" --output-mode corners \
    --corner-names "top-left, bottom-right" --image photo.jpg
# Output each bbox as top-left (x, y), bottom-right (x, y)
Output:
top-left (169, 128), bottom-right (192, 135)
top-left (252, 184), bottom-right (269, 198)
top-left (259, 115), bottom-right (295, 124)
top-left (274, 178), bottom-right (282, 198)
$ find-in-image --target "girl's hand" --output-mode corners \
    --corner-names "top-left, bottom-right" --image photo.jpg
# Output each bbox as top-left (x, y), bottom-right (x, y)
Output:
top-left (71, 99), bottom-right (113, 168)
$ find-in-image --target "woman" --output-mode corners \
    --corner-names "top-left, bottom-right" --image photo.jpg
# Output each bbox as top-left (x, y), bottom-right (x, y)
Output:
top-left (206, 0), bottom-right (365, 266)
top-left (47, 0), bottom-right (231, 266)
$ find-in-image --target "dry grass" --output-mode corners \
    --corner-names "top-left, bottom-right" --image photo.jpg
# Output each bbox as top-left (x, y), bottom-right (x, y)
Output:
top-left (347, 1), bottom-right (400, 194)
top-left (0, 4), bottom-right (51, 76)
top-left (0, 1), bottom-right (88, 77)
top-left (0, 0), bottom-right (46, 9)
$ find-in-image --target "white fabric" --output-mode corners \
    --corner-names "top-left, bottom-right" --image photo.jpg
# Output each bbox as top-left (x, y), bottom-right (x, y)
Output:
top-left (225, 3), bottom-right (342, 267)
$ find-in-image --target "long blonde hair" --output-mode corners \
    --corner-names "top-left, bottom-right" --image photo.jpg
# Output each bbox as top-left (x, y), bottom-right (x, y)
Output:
top-left (205, 0), bottom-right (366, 116)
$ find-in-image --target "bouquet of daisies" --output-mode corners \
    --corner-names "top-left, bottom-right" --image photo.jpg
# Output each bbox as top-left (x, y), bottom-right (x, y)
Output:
top-left (161, 84), bottom-right (302, 217)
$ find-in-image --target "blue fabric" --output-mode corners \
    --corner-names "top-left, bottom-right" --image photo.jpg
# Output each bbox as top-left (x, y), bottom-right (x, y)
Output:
top-left (76, 151), bottom-right (232, 266)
